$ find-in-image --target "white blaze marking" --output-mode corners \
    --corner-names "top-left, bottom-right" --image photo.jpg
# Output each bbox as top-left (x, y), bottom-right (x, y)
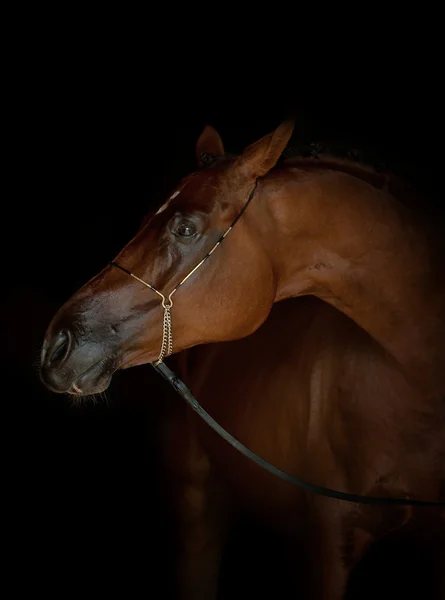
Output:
top-left (156, 189), bottom-right (181, 214)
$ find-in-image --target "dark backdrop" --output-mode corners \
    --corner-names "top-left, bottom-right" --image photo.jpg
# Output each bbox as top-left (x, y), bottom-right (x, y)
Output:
top-left (4, 52), bottom-right (444, 598)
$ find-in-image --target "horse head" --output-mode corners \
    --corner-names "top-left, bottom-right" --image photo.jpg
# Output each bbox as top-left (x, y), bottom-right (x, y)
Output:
top-left (40, 121), bottom-right (295, 395)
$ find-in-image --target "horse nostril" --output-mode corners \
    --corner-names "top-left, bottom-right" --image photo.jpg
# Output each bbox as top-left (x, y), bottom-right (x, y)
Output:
top-left (47, 329), bottom-right (72, 368)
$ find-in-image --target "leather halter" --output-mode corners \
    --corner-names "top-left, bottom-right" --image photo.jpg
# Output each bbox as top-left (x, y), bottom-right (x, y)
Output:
top-left (110, 182), bottom-right (444, 508)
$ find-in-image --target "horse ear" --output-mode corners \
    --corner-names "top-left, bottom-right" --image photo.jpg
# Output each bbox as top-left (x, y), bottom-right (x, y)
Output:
top-left (237, 119), bottom-right (295, 178)
top-left (196, 125), bottom-right (225, 168)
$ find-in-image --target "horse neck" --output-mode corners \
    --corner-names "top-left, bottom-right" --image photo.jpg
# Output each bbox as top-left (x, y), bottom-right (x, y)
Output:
top-left (262, 165), bottom-right (445, 399)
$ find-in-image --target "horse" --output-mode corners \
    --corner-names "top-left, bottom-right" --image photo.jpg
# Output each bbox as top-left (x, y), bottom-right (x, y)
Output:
top-left (40, 120), bottom-right (445, 598)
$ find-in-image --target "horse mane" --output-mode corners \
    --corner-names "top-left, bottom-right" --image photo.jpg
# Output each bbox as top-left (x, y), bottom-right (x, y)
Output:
top-left (283, 153), bottom-right (410, 198)
top-left (277, 141), bottom-right (428, 212)
top-left (220, 138), bottom-right (423, 208)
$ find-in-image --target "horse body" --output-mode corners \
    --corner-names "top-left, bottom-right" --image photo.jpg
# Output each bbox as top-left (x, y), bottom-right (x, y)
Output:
top-left (40, 120), bottom-right (445, 598)
top-left (159, 296), bottom-right (444, 596)
top-left (181, 297), bottom-right (444, 513)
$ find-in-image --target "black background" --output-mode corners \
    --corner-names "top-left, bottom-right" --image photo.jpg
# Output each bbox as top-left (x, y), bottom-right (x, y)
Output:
top-left (4, 36), bottom-right (444, 598)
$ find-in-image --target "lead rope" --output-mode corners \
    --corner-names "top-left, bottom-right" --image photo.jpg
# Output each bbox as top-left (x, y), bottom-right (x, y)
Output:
top-left (152, 360), bottom-right (444, 507)
top-left (110, 181), bottom-right (258, 364)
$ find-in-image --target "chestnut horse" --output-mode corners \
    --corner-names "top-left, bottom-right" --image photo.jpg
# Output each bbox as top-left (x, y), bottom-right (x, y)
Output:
top-left (40, 121), bottom-right (445, 598)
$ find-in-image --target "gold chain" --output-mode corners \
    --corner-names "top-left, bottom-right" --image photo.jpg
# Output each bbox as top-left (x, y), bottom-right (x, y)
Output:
top-left (158, 304), bottom-right (173, 363)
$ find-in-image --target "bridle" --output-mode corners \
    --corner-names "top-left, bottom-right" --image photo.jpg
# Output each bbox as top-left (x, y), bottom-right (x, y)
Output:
top-left (110, 180), bottom-right (258, 364)
top-left (110, 180), bottom-right (444, 508)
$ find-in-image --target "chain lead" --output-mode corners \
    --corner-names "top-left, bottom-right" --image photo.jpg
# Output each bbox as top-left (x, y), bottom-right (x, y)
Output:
top-left (157, 304), bottom-right (173, 363)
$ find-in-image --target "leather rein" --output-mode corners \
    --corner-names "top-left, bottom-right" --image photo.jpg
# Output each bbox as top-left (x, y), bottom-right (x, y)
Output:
top-left (110, 180), bottom-right (444, 508)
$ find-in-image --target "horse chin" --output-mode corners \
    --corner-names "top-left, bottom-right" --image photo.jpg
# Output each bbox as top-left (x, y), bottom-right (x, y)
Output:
top-left (119, 348), bottom-right (158, 369)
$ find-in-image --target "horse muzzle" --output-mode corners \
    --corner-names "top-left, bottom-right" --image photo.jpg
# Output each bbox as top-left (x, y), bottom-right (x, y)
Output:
top-left (40, 327), bottom-right (117, 395)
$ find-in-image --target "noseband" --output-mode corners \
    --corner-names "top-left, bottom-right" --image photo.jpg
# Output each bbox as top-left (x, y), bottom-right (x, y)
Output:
top-left (109, 180), bottom-right (444, 508)
top-left (110, 181), bottom-right (258, 364)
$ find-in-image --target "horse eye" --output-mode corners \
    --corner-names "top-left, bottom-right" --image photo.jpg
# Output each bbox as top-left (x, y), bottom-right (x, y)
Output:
top-left (175, 221), bottom-right (197, 238)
